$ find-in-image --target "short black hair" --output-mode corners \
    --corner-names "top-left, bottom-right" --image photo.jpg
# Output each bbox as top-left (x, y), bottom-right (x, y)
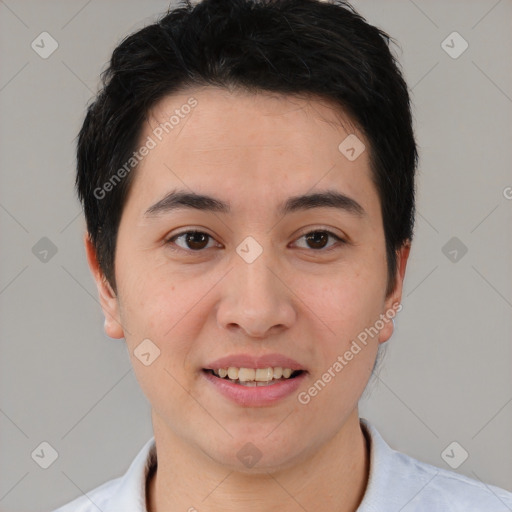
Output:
top-left (77, 0), bottom-right (418, 297)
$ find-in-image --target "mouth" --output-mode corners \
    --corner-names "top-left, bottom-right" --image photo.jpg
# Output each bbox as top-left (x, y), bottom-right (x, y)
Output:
top-left (201, 354), bottom-right (308, 405)
top-left (202, 367), bottom-right (306, 387)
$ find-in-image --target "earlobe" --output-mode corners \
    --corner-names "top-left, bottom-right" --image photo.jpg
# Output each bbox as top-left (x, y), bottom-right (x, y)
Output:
top-left (83, 232), bottom-right (125, 339)
top-left (378, 241), bottom-right (411, 344)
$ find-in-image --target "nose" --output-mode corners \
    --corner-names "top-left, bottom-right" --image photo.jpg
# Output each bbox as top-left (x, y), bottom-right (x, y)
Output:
top-left (216, 250), bottom-right (296, 338)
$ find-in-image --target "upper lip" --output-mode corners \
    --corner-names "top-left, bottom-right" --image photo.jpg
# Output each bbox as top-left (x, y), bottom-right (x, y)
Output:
top-left (204, 353), bottom-right (306, 371)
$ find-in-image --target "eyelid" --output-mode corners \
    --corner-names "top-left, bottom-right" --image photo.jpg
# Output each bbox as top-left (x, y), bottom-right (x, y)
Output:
top-left (165, 228), bottom-right (222, 251)
top-left (294, 225), bottom-right (347, 241)
top-left (291, 227), bottom-right (347, 251)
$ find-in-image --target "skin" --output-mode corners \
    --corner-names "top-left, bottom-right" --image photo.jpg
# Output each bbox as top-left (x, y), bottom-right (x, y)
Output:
top-left (85, 86), bottom-right (410, 512)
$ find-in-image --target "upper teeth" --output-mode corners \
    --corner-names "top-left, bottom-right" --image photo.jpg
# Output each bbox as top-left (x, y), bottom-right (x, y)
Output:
top-left (213, 367), bottom-right (296, 382)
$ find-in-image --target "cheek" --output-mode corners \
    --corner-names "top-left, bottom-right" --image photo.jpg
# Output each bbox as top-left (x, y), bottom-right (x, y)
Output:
top-left (292, 261), bottom-right (387, 393)
top-left (302, 259), bottom-right (386, 332)
top-left (117, 271), bottom-right (204, 408)
top-left (116, 260), bottom-right (202, 358)
top-left (296, 268), bottom-right (384, 409)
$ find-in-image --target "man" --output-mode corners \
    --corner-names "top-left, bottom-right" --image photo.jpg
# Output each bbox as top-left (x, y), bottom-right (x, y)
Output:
top-left (53, 0), bottom-right (512, 510)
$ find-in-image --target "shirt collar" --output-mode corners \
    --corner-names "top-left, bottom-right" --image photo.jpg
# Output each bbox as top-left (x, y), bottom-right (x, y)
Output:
top-left (103, 435), bottom-right (157, 512)
top-left (357, 417), bottom-right (445, 511)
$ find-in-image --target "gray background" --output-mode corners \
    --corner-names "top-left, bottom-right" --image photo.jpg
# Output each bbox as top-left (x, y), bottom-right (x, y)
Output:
top-left (0, 0), bottom-right (511, 510)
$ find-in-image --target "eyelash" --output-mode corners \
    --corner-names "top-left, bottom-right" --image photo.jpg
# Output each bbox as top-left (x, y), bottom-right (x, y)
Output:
top-left (164, 229), bottom-right (346, 254)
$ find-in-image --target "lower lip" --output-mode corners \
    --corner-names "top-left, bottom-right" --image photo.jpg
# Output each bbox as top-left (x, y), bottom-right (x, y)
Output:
top-left (201, 370), bottom-right (307, 407)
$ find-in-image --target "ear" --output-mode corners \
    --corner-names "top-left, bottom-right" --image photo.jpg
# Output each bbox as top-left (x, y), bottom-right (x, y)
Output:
top-left (378, 241), bottom-right (411, 344)
top-left (84, 232), bottom-right (125, 339)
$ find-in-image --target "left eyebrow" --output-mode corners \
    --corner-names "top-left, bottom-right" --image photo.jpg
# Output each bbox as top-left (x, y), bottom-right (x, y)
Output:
top-left (143, 188), bottom-right (366, 218)
top-left (280, 190), bottom-right (366, 218)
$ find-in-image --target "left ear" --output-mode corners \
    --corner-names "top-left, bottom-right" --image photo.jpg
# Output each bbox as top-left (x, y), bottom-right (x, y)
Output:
top-left (378, 241), bottom-right (411, 344)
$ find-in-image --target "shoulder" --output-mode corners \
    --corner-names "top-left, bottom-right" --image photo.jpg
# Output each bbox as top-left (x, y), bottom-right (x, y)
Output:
top-left (392, 449), bottom-right (512, 511)
top-left (50, 477), bottom-right (122, 512)
top-left (359, 418), bottom-right (512, 511)
top-left (50, 436), bottom-right (156, 512)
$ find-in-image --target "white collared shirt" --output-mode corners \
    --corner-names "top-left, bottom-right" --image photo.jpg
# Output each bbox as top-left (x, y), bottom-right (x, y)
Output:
top-left (52, 418), bottom-right (512, 511)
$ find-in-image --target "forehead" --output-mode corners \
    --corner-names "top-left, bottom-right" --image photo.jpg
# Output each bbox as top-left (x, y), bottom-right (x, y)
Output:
top-left (127, 86), bottom-right (378, 218)
top-left (146, 86), bottom-right (361, 151)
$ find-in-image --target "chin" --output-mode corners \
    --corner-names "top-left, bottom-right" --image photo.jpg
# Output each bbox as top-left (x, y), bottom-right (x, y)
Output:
top-left (204, 435), bottom-right (307, 474)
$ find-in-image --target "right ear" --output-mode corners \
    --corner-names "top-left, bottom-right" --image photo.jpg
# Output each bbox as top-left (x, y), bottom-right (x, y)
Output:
top-left (84, 232), bottom-right (125, 339)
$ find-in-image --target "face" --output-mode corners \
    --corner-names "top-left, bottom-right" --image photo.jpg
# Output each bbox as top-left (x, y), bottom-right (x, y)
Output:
top-left (86, 86), bottom-right (409, 472)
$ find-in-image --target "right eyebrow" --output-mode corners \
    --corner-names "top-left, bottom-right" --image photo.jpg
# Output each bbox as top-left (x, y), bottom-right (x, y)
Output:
top-left (144, 189), bottom-right (230, 217)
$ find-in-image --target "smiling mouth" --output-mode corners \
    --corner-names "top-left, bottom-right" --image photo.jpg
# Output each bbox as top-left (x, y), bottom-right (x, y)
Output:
top-left (202, 368), bottom-right (305, 387)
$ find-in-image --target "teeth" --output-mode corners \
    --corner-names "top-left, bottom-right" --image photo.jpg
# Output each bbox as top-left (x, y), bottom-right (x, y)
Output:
top-left (211, 367), bottom-right (299, 382)
top-left (255, 368), bottom-right (273, 381)
top-left (282, 368), bottom-right (292, 378)
top-left (227, 367), bottom-right (239, 380)
top-left (238, 368), bottom-right (255, 382)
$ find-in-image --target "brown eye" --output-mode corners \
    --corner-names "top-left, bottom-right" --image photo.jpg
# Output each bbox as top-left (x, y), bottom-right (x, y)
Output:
top-left (305, 231), bottom-right (329, 249)
top-left (184, 232), bottom-right (209, 250)
top-left (167, 231), bottom-right (216, 251)
top-left (295, 230), bottom-right (345, 251)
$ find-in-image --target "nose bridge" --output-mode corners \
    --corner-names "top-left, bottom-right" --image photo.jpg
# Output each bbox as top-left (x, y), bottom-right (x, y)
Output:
top-left (216, 240), bottom-right (295, 337)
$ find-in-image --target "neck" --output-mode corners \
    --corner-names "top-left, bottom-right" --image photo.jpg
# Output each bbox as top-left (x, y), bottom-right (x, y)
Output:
top-left (147, 409), bottom-right (369, 512)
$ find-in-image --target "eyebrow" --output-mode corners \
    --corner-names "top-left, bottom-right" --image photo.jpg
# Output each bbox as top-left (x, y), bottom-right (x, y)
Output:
top-left (144, 188), bottom-right (366, 218)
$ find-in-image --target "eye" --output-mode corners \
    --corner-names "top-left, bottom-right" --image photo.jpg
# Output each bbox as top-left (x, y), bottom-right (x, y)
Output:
top-left (293, 230), bottom-right (345, 251)
top-left (166, 230), bottom-right (220, 252)
top-left (165, 228), bottom-right (346, 254)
